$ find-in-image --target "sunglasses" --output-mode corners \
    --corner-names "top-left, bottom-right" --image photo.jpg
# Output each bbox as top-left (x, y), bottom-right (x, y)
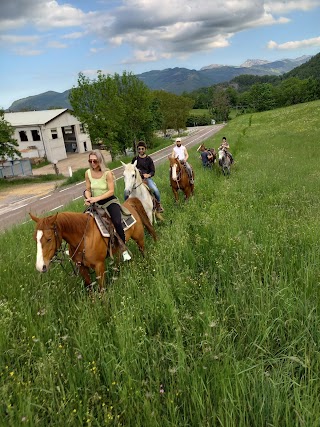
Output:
top-left (138, 147), bottom-right (145, 151)
top-left (88, 159), bottom-right (98, 164)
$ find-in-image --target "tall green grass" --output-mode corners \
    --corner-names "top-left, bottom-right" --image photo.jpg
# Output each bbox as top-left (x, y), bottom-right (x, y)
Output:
top-left (1, 101), bottom-right (320, 426)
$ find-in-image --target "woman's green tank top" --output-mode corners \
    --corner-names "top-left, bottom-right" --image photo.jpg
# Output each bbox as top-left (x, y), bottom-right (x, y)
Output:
top-left (87, 169), bottom-right (109, 197)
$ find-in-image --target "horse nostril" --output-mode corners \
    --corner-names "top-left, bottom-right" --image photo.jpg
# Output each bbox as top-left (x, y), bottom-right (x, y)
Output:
top-left (42, 265), bottom-right (47, 273)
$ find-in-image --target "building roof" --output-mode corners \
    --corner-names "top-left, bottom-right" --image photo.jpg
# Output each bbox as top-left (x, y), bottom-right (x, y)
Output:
top-left (4, 109), bottom-right (69, 127)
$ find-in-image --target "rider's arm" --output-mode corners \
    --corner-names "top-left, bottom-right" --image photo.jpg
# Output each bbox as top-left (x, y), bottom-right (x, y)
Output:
top-left (184, 147), bottom-right (189, 161)
top-left (84, 170), bottom-right (91, 198)
top-left (147, 157), bottom-right (155, 177)
top-left (85, 171), bottom-right (115, 204)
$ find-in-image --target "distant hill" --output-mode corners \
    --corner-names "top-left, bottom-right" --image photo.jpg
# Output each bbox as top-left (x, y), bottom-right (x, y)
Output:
top-left (283, 52), bottom-right (320, 80)
top-left (6, 55), bottom-right (313, 112)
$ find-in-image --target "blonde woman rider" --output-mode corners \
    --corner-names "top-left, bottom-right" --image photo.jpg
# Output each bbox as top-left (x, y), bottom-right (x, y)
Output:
top-left (84, 150), bottom-right (131, 261)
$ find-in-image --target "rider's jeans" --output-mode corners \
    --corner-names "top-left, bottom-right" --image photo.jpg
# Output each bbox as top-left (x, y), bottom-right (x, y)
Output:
top-left (145, 178), bottom-right (161, 202)
top-left (123, 177), bottom-right (161, 203)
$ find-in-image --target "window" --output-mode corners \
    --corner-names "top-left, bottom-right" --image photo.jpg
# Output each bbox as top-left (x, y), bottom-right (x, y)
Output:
top-left (31, 130), bottom-right (41, 141)
top-left (19, 131), bottom-right (28, 142)
top-left (51, 128), bottom-right (58, 139)
top-left (79, 123), bottom-right (85, 133)
top-left (64, 125), bottom-right (73, 134)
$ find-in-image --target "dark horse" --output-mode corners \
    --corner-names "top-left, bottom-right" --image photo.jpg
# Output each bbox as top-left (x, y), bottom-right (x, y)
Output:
top-left (169, 156), bottom-right (194, 201)
top-left (30, 198), bottom-right (156, 291)
top-left (197, 143), bottom-right (216, 167)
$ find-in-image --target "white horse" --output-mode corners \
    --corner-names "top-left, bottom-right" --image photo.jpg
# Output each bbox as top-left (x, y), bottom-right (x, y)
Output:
top-left (218, 149), bottom-right (231, 176)
top-left (122, 161), bottom-right (163, 224)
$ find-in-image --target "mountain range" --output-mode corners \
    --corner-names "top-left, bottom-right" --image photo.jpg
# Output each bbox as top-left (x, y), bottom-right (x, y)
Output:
top-left (7, 55), bottom-right (312, 112)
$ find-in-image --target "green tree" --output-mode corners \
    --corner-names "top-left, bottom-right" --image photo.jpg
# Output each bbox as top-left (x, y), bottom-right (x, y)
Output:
top-left (210, 87), bottom-right (230, 122)
top-left (0, 110), bottom-right (21, 159)
top-left (152, 90), bottom-right (194, 134)
top-left (69, 71), bottom-right (124, 160)
top-left (248, 83), bottom-right (276, 112)
top-left (113, 72), bottom-right (153, 153)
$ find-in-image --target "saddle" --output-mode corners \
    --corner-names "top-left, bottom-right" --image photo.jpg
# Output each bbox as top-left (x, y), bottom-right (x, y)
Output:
top-left (86, 204), bottom-right (136, 238)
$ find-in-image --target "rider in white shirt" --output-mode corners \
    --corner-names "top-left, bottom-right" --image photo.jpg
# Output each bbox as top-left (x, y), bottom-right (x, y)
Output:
top-left (172, 138), bottom-right (194, 184)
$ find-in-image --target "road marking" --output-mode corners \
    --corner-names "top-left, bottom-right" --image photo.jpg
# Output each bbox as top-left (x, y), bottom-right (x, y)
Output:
top-left (73, 195), bottom-right (83, 200)
top-left (12, 203), bottom-right (29, 211)
top-left (40, 194), bottom-right (52, 200)
top-left (49, 205), bottom-right (63, 211)
top-left (76, 181), bottom-right (86, 185)
top-left (59, 187), bottom-right (72, 192)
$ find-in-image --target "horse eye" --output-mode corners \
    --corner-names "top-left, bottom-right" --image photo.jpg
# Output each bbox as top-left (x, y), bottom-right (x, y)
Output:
top-left (47, 238), bottom-right (52, 242)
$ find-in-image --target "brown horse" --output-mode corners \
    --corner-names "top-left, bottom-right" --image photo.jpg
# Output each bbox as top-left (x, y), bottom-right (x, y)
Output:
top-left (197, 143), bottom-right (216, 167)
top-left (30, 197), bottom-right (156, 291)
top-left (169, 156), bottom-right (194, 201)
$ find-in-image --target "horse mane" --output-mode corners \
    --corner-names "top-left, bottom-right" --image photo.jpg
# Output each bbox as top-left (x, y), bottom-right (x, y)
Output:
top-left (55, 212), bottom-right (89, 233)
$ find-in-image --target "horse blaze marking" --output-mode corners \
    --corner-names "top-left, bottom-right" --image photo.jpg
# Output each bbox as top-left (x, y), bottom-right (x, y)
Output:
top-left (172, 164), bottom-right (177, 180)
top-left (36, 230), bottom-right (45, 271)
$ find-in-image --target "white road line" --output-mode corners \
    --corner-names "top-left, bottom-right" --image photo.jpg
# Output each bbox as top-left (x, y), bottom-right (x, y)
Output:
top-left (76, 181), bottom-right (86, 185)
top-left (73, 195), bottom-right (83, 200)
top-left (40, 194), bottom-right (52, 200)
top-left (49, 205), bottom-right (63, 211)
top-left (59, 187), bottom-right (72, 192)
top-left (12, 203), bottom-right (29, 211)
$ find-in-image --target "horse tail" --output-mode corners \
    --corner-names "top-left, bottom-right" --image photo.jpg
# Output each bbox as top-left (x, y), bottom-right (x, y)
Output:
top-left (125, 197), bottom-right (157, 241)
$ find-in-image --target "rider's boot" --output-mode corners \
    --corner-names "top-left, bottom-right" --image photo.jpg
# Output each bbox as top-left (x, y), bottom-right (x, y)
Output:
top-left (122, 250), bottom-right (132, 261)
top-left (155, 199), bottom-right (164, 213)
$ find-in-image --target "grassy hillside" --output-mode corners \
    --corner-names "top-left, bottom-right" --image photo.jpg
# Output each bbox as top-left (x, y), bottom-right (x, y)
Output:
top-left (1, 101), bottom-right (320, 426)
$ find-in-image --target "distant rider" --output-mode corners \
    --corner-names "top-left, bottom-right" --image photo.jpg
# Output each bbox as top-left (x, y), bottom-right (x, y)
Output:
top-left (171, 138), bottom-right (194, 184)
top-left (219, 137), bottom-right (234, 164)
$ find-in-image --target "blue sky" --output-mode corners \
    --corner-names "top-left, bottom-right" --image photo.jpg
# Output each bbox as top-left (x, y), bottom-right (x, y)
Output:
top-left (1, 0), bottom-right (320, 109)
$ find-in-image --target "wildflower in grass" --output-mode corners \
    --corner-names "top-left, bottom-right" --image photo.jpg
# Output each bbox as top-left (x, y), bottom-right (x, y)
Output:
top-left (21, 416), bottom-right (27, 422)
top-left (37, 308), bottom-right (46, 316)
top-left (160, 384), bottom-right (165, 394)
top-left (9, 371), bottom-right (14, 376)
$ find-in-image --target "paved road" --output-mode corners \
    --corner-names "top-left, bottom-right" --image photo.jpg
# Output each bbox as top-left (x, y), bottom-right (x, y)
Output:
top-left (0, 125), bottom-right (224, 231)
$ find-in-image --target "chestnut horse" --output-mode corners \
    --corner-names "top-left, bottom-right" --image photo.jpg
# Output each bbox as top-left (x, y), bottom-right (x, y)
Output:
top-left (169, 156), bottom-right (194, 201)
top-left (197, 143), bottom-right (216, 167)
top-left (30, 197), bottom-right (156, 291)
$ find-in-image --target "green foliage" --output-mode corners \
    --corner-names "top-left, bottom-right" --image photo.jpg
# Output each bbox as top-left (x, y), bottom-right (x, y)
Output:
top-left (152, 90), bottom-right (194, 134)
top-left (69, 71), bottom-right (154, 159)
top-left (0, 110), bottom-right (21, 159)
top-left (1, 101), bottom-right (320, 425)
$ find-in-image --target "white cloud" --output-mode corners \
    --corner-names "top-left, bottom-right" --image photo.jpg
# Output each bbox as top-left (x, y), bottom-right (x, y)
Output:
top-left (13, 48), bottom-right (43, 56)
top-left (0, 34), bottom-right (40, 44)
top-left (267, 36), bottom-right (320, 50)
top-left (265, 0), bottom-right (320, 14)
top-left (47, 41), bottom-right (68, 49)
top-left (0, 0), bottom-right (319, 65)
top-left (61, 32), bottom-right (86, 40)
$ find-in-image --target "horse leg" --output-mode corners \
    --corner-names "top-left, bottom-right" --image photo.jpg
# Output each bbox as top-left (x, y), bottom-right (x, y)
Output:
top-left (94, 261), bottom-right (106, 291)
top-left (77, 264), bottom-right (93, 291)
top-left (172, 187), bottom-right (179, 202)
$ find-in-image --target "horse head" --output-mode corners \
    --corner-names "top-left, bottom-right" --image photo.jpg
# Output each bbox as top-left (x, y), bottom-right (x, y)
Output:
top-left (197, 143), bottom-right (206, 152)
top-left (30, 213), bottom-right (62, 273)
top-left (168, 155), bottom-right (182, 181)
top-left (121, 160), bottom-right (142, 199)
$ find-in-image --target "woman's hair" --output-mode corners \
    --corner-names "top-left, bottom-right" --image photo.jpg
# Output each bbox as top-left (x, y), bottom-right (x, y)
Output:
top-left (88, 149), bottom-right (107, 172)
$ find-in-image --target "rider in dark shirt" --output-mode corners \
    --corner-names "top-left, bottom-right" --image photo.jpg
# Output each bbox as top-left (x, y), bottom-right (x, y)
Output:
top-left (127, 140), bottom-right (164, 212)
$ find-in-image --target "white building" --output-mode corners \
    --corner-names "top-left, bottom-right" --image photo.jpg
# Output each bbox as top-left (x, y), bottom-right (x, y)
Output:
top-left (4, 109), bottom-right (92, 162)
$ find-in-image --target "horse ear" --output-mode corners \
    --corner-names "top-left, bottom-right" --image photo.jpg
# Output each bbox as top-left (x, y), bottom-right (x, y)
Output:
top-left (133, 160), bottom-right (137, 167)
top-left (48, 213), bottom-right (58, 224)
top-left (120, 161), bottom-right (127, 167)
top-left (29, 212), bottom-right (39, 222)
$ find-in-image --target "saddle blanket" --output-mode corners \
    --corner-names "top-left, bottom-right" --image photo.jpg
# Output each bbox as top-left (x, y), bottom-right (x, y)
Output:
top-left (87, 212), bottom-right (136, 238)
